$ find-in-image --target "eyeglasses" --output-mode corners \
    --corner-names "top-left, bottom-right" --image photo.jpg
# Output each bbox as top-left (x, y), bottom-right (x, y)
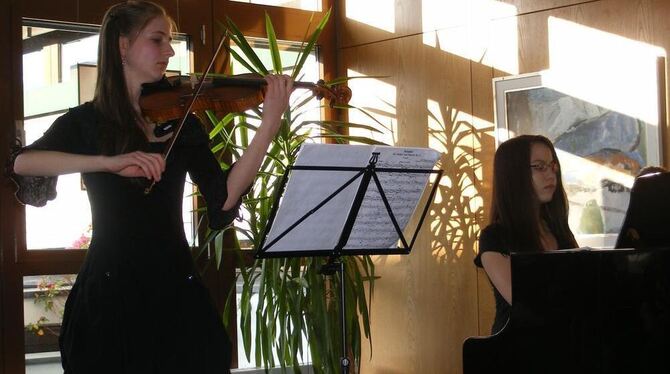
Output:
top-left (530, 160), bottom-right (559, 173)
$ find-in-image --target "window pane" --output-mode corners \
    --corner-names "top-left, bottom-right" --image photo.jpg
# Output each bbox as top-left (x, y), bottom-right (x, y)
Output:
top-left (23, 274), bottom-right (75, 373)
top-left (228, 38), bottom-right (321, 248)
top-left (21, 21), bottom-right (195, 250)
top-left (229, 0), bottom-right (321, 12)
top-left (234, 271), bottom-right (311, 368)
top-left (23, 113), bottom-right (92, 249)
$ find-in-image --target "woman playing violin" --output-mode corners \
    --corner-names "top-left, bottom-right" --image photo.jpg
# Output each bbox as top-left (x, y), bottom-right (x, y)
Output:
top-left (10, 1), bottom-right (293, 373)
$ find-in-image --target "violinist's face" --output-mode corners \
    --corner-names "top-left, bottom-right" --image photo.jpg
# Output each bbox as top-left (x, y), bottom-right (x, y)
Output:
top-left (120, 16), bottom-right (175, 86)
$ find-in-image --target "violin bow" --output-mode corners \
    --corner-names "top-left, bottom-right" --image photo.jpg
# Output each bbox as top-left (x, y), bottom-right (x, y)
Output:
top-left (144, 32), bottom-right (229, 194)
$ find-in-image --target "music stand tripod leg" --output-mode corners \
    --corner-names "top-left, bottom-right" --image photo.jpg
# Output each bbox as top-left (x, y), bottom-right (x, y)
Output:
top-left (320, 256), bottom-right (351, 374)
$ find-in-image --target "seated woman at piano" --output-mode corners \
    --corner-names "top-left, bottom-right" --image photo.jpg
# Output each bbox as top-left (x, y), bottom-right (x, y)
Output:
top-left (474, 135), bottom-right (578, 334)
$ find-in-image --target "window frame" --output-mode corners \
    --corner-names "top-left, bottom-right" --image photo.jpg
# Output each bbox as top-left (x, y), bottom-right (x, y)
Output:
top-left (2, 1), bottom-right (338, 373)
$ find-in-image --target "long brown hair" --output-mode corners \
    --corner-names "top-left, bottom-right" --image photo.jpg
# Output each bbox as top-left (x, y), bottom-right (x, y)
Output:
top-left (490, 135), bottom-right (577, 252)
top-left (94, 1), bottom-right (174, 155)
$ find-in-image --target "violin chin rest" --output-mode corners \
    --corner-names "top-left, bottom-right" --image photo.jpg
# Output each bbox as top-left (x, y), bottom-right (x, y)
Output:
top-left (154, 121), bottom-right (175, 137)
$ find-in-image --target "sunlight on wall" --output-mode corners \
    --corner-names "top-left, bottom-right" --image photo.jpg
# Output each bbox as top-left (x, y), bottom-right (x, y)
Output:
top-left (423, 0), bottom-right (518, 73)
top-left (425, 27), bottom-right (469, 67)
top-left (345, 0), bottom-right (395, 33)
top-left (346, 69), bottom-right (397, 145)
top-left (421, 1), bottom-right (469, 33)
top-left (547, 16), bottom-right (666, 126)
top-left (486, 15), bottom-right (519, 74)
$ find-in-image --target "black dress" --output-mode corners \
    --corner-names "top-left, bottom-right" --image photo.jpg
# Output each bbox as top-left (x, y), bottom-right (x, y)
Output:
top-left (474, 223), bottom-right (574, 335)
top-left (12, 102), bottom-right (237, 373)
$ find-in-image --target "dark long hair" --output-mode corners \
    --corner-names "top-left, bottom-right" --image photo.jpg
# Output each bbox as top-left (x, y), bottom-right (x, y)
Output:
top-left (94, 1), bottom-right (174, 155)
top-left (490, 135), bottom-right (577, 252)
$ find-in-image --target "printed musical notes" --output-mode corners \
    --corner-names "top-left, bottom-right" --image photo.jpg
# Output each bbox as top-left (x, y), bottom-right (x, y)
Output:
top-left (261, 144), bottom-right (439, 255)
top-left (347, 147), bottom-right (439, 249)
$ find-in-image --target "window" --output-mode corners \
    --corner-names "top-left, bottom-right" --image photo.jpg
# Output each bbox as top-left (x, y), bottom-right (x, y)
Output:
top-left (21, 20), bottom-right (194, 251)
top-left (5, 4), bottom-right (337, 372)
top-left (23, 273), bottom-right (75, 370)
top-left (20, 19), bottom-right (191, 372)
top-left (228, 37), bottom-right (321, 249)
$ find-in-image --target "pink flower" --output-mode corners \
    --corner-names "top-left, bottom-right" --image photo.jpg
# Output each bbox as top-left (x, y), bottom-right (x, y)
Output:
top-left (70, 234), bottom-right (91, 249)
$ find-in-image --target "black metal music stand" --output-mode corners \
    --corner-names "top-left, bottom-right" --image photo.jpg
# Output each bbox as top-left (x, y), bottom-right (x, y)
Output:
top-left (255, 151), bottom-right (443, 374)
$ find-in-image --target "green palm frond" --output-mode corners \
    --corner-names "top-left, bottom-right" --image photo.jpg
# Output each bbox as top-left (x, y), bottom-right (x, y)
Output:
top-left (224, 17), bottom-right (269, 75)
top-left (325, 75), bottom-right (389, 86)
top-left (292, 8), bottom-right (330, 79)
top-left (265, 12), bottom-right (282, 74)
top-left (199, 10), bottom-right (390, 374)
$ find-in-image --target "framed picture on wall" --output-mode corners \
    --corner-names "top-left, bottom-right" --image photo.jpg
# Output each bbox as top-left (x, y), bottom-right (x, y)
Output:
top-left (493, 71), bottom-right (664, 248)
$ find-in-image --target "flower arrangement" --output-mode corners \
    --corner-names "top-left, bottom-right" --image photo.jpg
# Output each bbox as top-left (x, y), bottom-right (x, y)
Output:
top-left (25, 275), bottom-right (74, 337)
top-left (69, 224), bottom-right (92, 249)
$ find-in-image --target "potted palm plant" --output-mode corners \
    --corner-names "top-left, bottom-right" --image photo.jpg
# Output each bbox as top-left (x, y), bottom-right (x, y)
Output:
top-left (198, 10), bottom-right (388, 374)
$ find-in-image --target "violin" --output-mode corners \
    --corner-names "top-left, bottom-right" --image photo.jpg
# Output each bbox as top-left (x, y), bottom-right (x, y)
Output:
top-left (140, 33), bottom-right (351, 194)
top-left (139, 73), bottom-right (352, 124)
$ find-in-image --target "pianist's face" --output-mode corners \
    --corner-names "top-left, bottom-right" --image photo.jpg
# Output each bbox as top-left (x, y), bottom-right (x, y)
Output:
top-left (530, 142), bottom-right (558, 204)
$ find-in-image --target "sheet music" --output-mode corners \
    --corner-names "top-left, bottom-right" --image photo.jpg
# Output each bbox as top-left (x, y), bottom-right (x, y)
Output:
top-left (263, 144), bottom-right (368, 252)
top-left (345, 146), bottom-right (440, 249)
top-left (262, 144), bottom-right (439, 254)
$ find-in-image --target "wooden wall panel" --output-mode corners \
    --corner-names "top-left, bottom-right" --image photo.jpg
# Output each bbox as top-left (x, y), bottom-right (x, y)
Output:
top-left (20, 0), bottom-right (77, 22)
top-left (79, 0), bottom-right (179, 25)
top-left (494, 0), bottom-right (669, 160)
top-left (342, 28), bottom-right (481, 373)
top-left (340, 0), bottom-right (670, 373)
top-left (339, 0), bottom-right (470, 48)
top-left (497, 0), bottom-right (594, 15)
top-left (79, 0), bottom-right (120, 24)
top-left (177, 0), bottom-right (213, 77)
top-left (649, 0), bottom-right (670, 166)
top-left (19, 0), bottom-right (180, 26)
top-left (213, 2), bottom-right (326, 41)
top-left (468, 11), bottom-right (497, 336)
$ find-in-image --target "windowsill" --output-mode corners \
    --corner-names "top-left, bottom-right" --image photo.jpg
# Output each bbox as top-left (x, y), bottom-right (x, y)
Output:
top-left (26, 351), bottom-right (61, 364)
top-left (25, 352), bottom-right (314, 374)
top-left (233, 367), bottom-right (313, 374)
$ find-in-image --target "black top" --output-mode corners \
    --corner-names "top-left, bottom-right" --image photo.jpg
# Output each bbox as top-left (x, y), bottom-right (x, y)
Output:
top-left (475, 223), bottom-right (574, 335)
top-left (16, 102), bottom-right (238, 373)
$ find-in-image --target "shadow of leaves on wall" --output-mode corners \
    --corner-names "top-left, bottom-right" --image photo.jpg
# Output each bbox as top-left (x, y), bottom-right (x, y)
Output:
top-left (427, 105), bottom-right (493, 265)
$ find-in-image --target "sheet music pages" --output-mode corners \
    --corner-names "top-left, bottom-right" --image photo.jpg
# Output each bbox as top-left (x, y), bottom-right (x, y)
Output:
top-left (344, 146), bottom-right (440, 250)
top-left (263, 144), bottom-right (370, 253)
top-left (262, 144), bottom-right (439, 254)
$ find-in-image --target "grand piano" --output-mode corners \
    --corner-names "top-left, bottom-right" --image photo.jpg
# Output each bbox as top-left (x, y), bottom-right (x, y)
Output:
top-left (463, 172), bottom-right (670, 373)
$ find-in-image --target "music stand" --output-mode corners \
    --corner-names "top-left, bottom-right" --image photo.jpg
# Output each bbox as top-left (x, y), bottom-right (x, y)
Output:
top-left (615, 171), bottom-right (670, 249)
top-left (255, 144), bottom-right (442, 374)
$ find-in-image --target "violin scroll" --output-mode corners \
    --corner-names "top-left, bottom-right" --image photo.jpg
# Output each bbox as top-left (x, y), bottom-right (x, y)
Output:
top-left (312, 79), bottom-right (352, 108)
